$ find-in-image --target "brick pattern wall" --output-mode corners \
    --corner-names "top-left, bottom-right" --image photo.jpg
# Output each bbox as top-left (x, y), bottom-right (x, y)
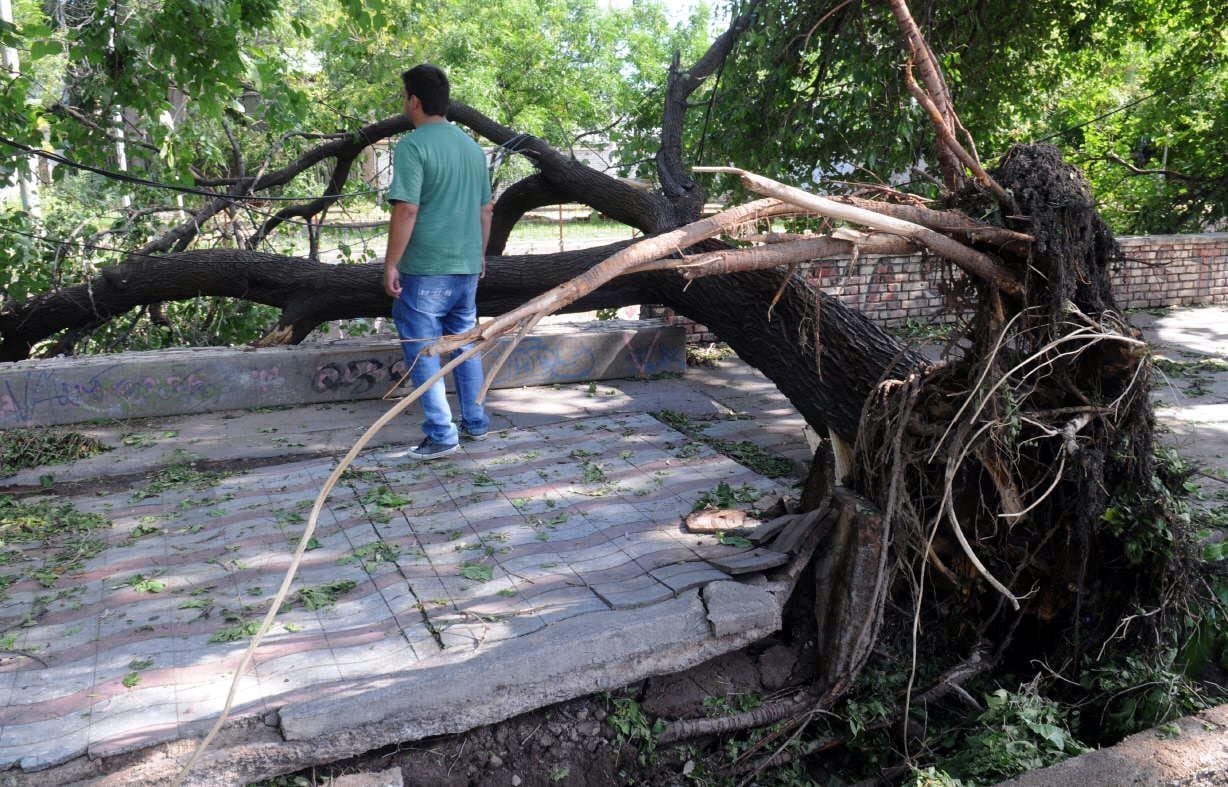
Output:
top-left (1114, 234), bottom-right (1228, 309)
top-left (644, 233), bottom-right (1228, 342)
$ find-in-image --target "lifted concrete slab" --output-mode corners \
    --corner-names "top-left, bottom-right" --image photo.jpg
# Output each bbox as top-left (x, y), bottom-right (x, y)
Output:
top-left (0, 413), bottom-right (790, 784)
top-left (277, 589), bottom-right (777, 742)
top-left (0, 320), bottom-right (683, 429)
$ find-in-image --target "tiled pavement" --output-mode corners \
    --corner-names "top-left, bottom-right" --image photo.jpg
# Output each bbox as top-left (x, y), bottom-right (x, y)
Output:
top-left (8, 304), bottom-right (1227, 778)
top-left (0, 409), bottom-right (794, 773)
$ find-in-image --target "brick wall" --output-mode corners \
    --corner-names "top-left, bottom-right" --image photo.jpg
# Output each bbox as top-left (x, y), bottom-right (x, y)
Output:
top-left (645, 233), bottom-right (1228, 341)
top-left (1114, 234), bottom-right (1228, 309)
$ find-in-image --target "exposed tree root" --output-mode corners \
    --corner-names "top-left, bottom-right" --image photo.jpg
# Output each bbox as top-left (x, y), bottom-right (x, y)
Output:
top-left (659, 691), bottom-right (821, 745)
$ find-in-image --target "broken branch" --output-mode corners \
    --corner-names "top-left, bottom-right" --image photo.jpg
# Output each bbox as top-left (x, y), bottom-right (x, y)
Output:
top-left (430, 197), bottom-right (794, 357)
top-left (693, 166), bottom-right (1023, 295)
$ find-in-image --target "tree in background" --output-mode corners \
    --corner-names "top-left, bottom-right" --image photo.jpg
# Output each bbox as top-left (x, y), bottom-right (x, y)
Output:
top-left (681, 0), bottom-right (1226, 233)
top-left (0, 0), bottom-right (708, 350)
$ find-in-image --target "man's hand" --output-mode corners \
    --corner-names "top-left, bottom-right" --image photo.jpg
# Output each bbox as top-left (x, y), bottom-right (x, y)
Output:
top-left (480, 256), bottom-right (487, 280)
top-left (383, 201), bottom-right (417, 298)
top-left (384, 266), bottom-right (402, 298)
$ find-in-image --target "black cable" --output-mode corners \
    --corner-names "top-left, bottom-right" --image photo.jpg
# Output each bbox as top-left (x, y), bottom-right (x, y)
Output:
top-left (0, 222), bottom-right (378, 265)
top-left (1029, 92), bottom-right (1159, 144)
top-left (0, 135), bottom-right (380, 201)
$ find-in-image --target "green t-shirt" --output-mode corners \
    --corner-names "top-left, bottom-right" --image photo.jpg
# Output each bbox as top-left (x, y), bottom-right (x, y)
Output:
top-left (387, 122), bottom-right (492, 276)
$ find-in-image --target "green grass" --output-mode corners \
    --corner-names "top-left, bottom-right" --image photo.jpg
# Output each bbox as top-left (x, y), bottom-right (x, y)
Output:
top-left (0, 495), bottom-right (110, 596)
top-left (0, 429), bottom-right (111, 477)
top-left (209, 620), bottom-right (261, 643)
top-left (508, 216), bottom-right (635, 242)
top-left (889, 318), bottom-right (960, 343)
top-left (460, 561), bottom-right (493, 582)
top-left (652, 409), bottom-right (794, 478)
top-left (692, 481), bottom-right (762, 512)
top-left (131, 463), bottom-right (226, 501)
top-left (289, 580), bottom-right (357, 611)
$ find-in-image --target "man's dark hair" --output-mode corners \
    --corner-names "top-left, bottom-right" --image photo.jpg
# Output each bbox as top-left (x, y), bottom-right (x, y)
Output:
top-left (402, 64), bottom-right (450, 116)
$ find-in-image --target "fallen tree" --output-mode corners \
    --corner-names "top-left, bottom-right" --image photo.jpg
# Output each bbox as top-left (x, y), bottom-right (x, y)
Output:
top-left (3, 0), bottom-right (1220, 782)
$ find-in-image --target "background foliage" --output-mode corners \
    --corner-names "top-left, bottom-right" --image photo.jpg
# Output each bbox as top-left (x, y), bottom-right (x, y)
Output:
top-left (684, 0), bottom-right (1228, 234)
top-left (0, 0), bottom-right (1226, 353)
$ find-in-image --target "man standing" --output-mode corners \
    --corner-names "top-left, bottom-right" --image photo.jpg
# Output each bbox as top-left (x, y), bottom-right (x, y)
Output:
top-left (384, 64), bottom-right (492, 459)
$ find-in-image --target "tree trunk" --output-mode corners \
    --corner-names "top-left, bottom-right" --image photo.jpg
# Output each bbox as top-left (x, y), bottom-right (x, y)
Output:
top-left (0, 243), bottom-right (920, 443)
top-left (656, 270), bottom-right (922, 442)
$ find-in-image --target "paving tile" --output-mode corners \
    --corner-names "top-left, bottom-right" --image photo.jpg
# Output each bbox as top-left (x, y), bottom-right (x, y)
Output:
top-left (530, 586), bottom-right (610, 625)
top-left (332, 637), bottom-right (419, 680)
top-left (0, 667), bottom-right (16, 709)
top-left (590, 574), bottom-right (675, 610)
top-left (394, 619), bottom-right (443, 658)
top-left (649, 562), bottom-right (732, 594)
top-left (612, 528), bottom-right (696, 559)
top-left (0, 403), bottom-right (801, 770)
top-left (436, 612), bottom-right (545, 651)
top-left (87, 684), bottom-right (178, 737)
top-left (321, 613), bottom-right (405, 651)
top-left (0, 720), bottom-right (89, 771)
top-left (255, 649), bottom-right (344, 694)
top-left (707, 548), bottom-right (791, 575)
top-left (316, 588), bottom-right (396, 630)
top-left (6, 659), bottom-right (95, 710)
top-left (565, 546), bottom-right (640, 578)
top-left (175, 674), bottom-right (265, 725)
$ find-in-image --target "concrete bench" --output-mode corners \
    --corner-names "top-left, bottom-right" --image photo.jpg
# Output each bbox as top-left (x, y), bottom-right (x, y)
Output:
top-left (0, 319), bottom-right (684, 428)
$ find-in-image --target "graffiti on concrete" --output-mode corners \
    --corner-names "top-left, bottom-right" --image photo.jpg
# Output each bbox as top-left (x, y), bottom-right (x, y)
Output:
top-left (1, 326), bottom-right (684, 427)
top-left (501, 338), bottom-right (597, 382)
top-left (306, 334), bottom-right (685, 397)
top-left (620, 331), bottom-right (686, 378)
top-left (248, 366), bottom-right (285, 395)
top-left (311, 358), bottom-right (407, 395)
top-left (0, 366), bottom-right (222, 425)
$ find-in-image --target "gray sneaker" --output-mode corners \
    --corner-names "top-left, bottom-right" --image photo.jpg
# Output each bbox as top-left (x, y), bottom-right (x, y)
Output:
top-left (460, 426), bottom-right (489, 442)
top-left (408, 438), bottom-right (460, 460)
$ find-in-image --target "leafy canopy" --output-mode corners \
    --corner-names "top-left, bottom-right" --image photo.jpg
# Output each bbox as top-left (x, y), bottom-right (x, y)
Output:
top-left (686, 0), bottom-right (1227, 233)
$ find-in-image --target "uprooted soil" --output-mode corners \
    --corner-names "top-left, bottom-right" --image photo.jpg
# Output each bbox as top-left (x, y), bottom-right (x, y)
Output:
top-left (270, 632), bottom-right (815, 786)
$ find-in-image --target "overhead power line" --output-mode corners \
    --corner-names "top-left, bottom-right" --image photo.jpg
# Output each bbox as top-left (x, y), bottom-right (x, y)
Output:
top-left (1, 222), bottom-right (374, 265)
top-left (0, 135), bottom-right (379, 201)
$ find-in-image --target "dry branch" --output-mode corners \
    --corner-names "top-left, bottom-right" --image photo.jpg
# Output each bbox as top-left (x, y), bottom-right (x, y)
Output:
top-left (830, 196), bottom-right (1032, 251)
top-left (900, 61), bottom-right (1013, 206)
top-left (648, 234), bottom-right (917, 280)
top-left (885, 0), bottom-right (1014, 208)
top-left (693, 166), bottom-right (1023, 295)
top-left (430, 197), bottom-right (791, 357)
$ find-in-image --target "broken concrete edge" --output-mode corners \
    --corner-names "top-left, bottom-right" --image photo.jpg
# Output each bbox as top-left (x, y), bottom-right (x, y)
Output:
top-left (325, 765), bottom-right (405, 787)
top-left (0, 320), bottom-right (685, 429)
top-left (702, 580), bottom-right (780, 638)
top-left (5, 585), bottom-right (781, 786)
top-left (996, 703), bottom-right (1228, 787)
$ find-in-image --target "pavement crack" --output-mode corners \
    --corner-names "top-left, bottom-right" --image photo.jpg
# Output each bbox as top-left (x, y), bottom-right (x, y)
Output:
top-left (347, 472), bottom-right (447, 652)
top-left (696, 585), bottom-right (717, 637)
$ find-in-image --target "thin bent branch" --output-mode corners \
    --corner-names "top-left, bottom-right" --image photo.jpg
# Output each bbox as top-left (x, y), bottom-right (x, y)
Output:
top-left (431, 197), bottom-right (789, 357)
top-left (694, 166), bottom-right (1023, 295)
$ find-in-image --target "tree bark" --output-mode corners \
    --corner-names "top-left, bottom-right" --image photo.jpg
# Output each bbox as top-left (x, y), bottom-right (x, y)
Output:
top-left (0, 243), bottom-right (919, 441)
top-left (656, 269), bottom-right (922, 442)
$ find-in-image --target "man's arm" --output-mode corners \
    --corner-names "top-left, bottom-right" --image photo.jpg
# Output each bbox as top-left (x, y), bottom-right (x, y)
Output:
top-left (383, 201), bottom-right (419, 297)
top-left (479, 202), bottom-right (493, 279)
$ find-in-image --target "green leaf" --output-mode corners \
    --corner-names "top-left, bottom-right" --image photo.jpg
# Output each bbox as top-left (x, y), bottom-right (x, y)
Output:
top-left (716, 532), bottom-right (753, 548)
top-left (460, 563), bottom-right (493, 582)
top-left (28, 39), bottom-right (62, 61)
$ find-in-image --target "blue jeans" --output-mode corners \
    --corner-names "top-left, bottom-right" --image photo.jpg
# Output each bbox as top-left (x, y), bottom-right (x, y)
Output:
top-left (392, 274), bottom-right (490, 444)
